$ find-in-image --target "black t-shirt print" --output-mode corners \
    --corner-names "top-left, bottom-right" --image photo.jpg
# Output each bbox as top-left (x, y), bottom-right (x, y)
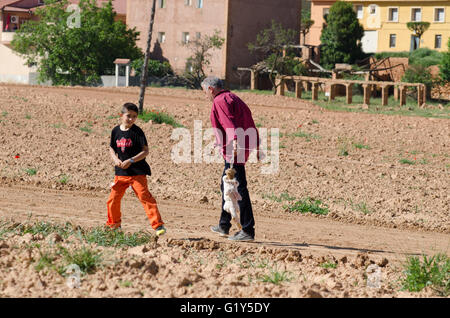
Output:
top-left (110, 124), bottom-right (152, 176)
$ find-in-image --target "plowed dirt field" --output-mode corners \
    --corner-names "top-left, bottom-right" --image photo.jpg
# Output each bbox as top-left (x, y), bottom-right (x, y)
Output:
top-left (0, 84), bottom-right (448, 298)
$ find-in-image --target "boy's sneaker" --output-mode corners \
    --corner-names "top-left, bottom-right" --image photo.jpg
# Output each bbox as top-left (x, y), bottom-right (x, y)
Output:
top-left (210, 225), bottom-right (229, 237)
top-left (155, 225), bottom-right (166, 236)
top-left (228, 230), bottom-right (254, 242)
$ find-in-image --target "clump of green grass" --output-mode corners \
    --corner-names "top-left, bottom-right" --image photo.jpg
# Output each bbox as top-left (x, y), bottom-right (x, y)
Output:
top-left (35, 250), bottom-right (56, 272)
top-left (59, 174), bottom-right (70, 184)
top-left (288, 130), bottom-right (320, 141)
top-left (59, 246), bottom-right (103, 274)
top-left (399, 158), bottom-right (415, 165)
top-left (284, 198), bottom-right (329, 215)
top-left (354, 202), bottom-right (372, 215)
top-left (1, 220), bottom-right (154, 248)
top-left (139, 110), bottom-right (184, 128)
top-left (51, 123), bottom-right (66, 129)
top-left (263, 192), bottom-right (295, 203)
top-left (17, 221), bottom-right (75, 238)
top-left (338, 147), bottom-right (349, 156)
top-left (83, 226), bottom-right (154, 247)
top-left (401, 253), bottom-right (449, 296)
top-left (320, 262), bottom-right (337, 269)
top-left (2, 111), bottom-right (8, 117)
top-left (119, 280), bottom-right (133, 288)
top-left (25, 114), bottom-right (32, 119)
top-left (260, 268), bottom-right (293, 285)
top-left (79, 122), bottom-right (93, 133)
top-left (353, 142), bottom-right (370, 150)
top-left (25, 168), bottom-right (37, 176)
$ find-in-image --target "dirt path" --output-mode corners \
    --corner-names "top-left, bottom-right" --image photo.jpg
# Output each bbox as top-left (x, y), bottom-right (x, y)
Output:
top-left (1, 184), bottom-right (448, 264)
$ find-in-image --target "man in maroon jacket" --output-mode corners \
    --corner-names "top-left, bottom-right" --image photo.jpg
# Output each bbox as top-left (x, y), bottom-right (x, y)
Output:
top-left (201, 76), bottom-right (260, 241)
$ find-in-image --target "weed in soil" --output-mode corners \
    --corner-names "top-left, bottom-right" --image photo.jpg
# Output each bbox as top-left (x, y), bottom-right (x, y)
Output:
top-left (284, 198), bottom-right (329, 215)
top-left (401, 253), bottom-right (449, 296)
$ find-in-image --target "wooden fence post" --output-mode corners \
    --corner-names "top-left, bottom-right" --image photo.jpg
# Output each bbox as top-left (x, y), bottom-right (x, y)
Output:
top-left (295, 81), bottom-right (302, 99)
top-left (346, 83), bottom-right (353, 104)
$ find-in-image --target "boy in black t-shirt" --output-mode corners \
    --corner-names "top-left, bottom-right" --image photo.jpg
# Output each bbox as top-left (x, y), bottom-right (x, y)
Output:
top-left (106, 103), bottom-right (166, 236)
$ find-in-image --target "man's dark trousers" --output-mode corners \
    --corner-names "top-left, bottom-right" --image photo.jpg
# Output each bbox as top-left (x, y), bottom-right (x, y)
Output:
top-left (219, 162), bottom-right (255, 238)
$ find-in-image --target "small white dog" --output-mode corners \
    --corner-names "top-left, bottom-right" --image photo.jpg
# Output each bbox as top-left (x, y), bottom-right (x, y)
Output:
top-left (222, 168), bottom-right (242, 230)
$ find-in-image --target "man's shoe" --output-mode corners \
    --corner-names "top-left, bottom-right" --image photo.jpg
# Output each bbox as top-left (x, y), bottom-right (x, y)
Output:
top-left (156, 225), bottom-right (166, 236)
top-left (210, 225), bottom-right (229, 237)
top-left (228, 230), bottom-right (254, 242)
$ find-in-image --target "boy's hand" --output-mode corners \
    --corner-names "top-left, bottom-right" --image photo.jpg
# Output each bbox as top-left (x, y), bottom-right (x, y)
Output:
top-left (121, 159), bottom-right (132, 169)
top-left (114, 159), bottom-right (123, 167)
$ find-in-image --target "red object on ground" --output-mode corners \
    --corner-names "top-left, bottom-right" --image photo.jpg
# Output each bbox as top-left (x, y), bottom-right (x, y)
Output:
top-left (14, 155), bottom-right (20, 158)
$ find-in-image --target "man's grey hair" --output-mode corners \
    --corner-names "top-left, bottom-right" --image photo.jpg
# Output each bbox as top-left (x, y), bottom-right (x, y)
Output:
top-left (201, 76), bottom-right (224, 90)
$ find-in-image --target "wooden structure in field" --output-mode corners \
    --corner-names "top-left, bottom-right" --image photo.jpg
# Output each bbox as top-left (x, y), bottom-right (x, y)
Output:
top-left (274, 75), bottom-right (426, 108)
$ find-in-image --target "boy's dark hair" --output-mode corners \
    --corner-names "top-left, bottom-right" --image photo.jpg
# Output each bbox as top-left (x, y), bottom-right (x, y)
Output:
top-left (122, 103), bottom-right (139, 114)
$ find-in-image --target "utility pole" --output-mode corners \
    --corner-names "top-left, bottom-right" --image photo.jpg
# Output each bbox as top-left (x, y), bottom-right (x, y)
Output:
top-left (138, 0), bottom-right (157, 114)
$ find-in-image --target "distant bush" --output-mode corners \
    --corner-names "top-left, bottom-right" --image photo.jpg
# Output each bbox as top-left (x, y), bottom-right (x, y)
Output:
top-left (440, 37), bottom-right (450, 82)
top-left (131, 59), bottom-right (173, 77)
top-left (409, 48), bottom-right (443, 68)
top-left (402, 64), bottom-right (434, 99)
top-left (374, 51), bottom-right (410, 59)
top-left (264, 54), bottom-right (308, 76)
top-left (374, 49), bottom-right (442, 68)
top-left (138, 109), bottom-right (183, 128)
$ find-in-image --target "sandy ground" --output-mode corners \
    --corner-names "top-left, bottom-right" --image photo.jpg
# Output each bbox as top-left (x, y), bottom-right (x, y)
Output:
top-left (0, 84), bottom-right (449, 298)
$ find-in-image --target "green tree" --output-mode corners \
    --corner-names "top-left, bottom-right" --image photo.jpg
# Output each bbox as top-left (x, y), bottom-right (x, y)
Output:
top-left (131, 59), bottom-right (173, 77)
top-left (402, 64), bottom-right (433, 99)
top-left (440, 37), bottom-right (450, 82)
top-left (300, 10), bottom-right (314, 45)
top-left (183, 30), bottom-right (225, 88)
top-left (248, 20), bottom-right (299, 93)
top-left (11, 0), bottom-right (142, 85)
top-left (406, 22), bottom-right (430, 50)
top-left (319, 1), bottom-right (364, 69)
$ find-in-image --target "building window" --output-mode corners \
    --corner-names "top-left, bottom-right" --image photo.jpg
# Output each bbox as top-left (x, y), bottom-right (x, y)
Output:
top-left (182, 32), bottom-right (190, 44)
top-left (185, 0), bottom-right (192, 5)
top-left (196, 32), bottom-right (201, 40)
top-left (389, 34), bottom-right (396, 48)
top-left (159, 0), bottom-right (166, 9)
top-left (369, 4), bottom-right (377, 15)
top-left (322, 7), bottom-right (329, 19)
top-left (356, 5), bottom-right (363, 19)
top-left (158, 32), bottom-right (165, 43)
top-left (196, 0), bottom-right (203, 8)
top-left (411, 8), bottom-right (422, 22)
top-left (435, 34), bottom-right (442, 48)
top-left (388, 8), bottom-right (398, 22)
top-left (434, 8), bottom-right (445, 22)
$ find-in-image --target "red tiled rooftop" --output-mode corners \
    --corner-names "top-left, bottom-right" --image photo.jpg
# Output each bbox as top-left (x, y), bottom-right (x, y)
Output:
top-left (0, 0), bottom-right (22, 9)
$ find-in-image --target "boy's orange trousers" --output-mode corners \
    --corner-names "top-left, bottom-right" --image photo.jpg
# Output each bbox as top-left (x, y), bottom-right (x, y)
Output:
top-left (106, 175), bottom-right (163, 230)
